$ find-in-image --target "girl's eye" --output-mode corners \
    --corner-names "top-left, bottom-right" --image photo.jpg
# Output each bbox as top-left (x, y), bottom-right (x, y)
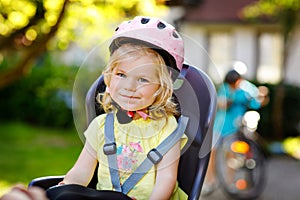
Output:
top-left (116, 73), bottom-right (126, 78)
top-left (138, 77), bottom-right (149, 83)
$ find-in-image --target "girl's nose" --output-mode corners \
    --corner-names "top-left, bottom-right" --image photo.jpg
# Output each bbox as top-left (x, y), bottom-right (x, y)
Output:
top-left (124, 78), bottom-right (137, 91)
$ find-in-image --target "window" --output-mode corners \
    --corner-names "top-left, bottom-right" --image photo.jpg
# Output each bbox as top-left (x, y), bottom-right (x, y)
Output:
top-left (257, 33), bottom-right (283, 83)
top-left (207, 32), bottom-right (233, 84)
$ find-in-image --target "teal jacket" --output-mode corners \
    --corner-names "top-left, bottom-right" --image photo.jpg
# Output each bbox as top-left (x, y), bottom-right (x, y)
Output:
top-left (213, 80), bottom-right (261, 139)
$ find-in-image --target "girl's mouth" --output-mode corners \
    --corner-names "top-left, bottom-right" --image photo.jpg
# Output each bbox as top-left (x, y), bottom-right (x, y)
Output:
top-left (121, 94), bottom-right (139, 99)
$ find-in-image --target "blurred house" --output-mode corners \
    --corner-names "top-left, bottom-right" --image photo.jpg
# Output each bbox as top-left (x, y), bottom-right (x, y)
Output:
top-left (165, 0), bottom-right (300, 86)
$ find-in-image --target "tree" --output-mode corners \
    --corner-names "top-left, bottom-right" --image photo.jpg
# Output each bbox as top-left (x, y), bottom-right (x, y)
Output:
top-left (241, 0), bottom-right (300, 139)
top-left (0, 0), bottom-right (167, 88)
top-left (0, 0), bottom-right (69, 88)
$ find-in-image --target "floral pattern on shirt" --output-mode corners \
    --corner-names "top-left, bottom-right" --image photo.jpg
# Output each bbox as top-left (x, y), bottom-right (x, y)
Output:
top-left (116, 141), bottom-right (144, 182)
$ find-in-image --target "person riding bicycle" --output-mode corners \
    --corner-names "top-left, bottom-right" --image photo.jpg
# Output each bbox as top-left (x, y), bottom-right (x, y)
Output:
top-left (203, 67), bottom-right (265, 195)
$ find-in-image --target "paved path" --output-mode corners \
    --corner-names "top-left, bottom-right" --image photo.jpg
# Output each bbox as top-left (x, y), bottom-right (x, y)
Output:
top-left (200, 155), bottom-right (300, 200)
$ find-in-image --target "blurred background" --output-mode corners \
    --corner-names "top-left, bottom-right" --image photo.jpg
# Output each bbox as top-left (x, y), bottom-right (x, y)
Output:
top-left (0, 0), bottom-right (299, 198)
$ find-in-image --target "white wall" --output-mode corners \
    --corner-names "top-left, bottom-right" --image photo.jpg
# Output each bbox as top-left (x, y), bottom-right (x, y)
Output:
top-left (180, 22), bottom-right (300, 86)
top-left (286, 27), bottom-right (300, 86)
top-left (233, 28), bottom-right (257, 80)
top-left (181, 25), bottom-right (209, 71)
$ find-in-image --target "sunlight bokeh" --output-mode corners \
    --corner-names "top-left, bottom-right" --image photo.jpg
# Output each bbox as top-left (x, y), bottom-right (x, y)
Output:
top-left (0, 181), bottom-right (12, 196)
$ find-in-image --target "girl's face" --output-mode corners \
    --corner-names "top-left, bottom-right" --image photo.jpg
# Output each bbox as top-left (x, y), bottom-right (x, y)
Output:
top-left (109, 55), bottom-right (160, 111)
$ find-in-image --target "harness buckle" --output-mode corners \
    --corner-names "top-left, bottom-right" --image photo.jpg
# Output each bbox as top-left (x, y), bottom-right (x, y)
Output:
top-left (147, 148), bottom-right (163, 164)
top-left (103, 142), bottom-right (117, 155)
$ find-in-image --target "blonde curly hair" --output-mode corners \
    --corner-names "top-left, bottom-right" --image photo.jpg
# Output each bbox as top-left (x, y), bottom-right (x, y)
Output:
top-left (97, 43), bottom-right (178, 119)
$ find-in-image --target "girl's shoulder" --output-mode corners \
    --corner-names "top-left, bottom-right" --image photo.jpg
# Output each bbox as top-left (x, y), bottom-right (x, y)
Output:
top-left (165, 115), bottom-right (177, 125)
top-left (156, 115), bottom-right (178, 133)
top-left (87, 113), bottom-right (108, 130)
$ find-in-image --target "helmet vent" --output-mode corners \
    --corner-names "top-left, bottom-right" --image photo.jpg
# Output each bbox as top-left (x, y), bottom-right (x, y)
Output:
top-left (141, 18), bottom-right (150, 24)
top-left (115, 27), bottom-right (119, 31)
top-left (157, 22), bottom-right (166, 29)
top-left (172, 31), bottom-right (179, 38)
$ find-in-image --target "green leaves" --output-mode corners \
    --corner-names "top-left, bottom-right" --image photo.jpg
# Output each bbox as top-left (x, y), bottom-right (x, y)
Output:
top-left (241, 0), bottom-right (300, 20)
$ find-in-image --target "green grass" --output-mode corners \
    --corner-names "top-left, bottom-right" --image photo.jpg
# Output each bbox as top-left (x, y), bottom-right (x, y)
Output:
top-left (0, 121), bottom-right (83, 195)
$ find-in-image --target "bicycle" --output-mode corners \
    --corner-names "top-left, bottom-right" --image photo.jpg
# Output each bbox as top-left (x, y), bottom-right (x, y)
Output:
top-left (215, 110), bottom-right (268, 200)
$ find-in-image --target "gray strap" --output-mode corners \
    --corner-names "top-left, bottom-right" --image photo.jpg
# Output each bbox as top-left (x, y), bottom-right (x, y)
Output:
top-left (121, 115), bottom-right (189, 194)
top-left (104, 112), bottom-right (122, 192)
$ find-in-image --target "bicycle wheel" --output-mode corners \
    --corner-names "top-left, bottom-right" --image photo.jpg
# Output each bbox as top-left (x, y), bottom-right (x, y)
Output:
top-left (216, 134), bottom-right (266, 200)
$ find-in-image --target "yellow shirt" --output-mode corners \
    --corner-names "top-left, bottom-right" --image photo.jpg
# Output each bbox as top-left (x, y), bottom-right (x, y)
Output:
top-left (84, 113), bottom-right (187, 199)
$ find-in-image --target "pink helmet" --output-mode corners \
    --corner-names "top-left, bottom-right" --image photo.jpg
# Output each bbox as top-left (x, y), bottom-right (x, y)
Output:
top-left (109, 16), bottom-right (184, 70)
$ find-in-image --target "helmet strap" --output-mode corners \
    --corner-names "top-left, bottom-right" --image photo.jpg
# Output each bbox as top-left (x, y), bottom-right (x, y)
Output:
top-left (112, 101), bottom-right (149, 124)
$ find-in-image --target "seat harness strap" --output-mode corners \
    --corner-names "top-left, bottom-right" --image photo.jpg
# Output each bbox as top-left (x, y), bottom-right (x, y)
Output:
top-left (103, 112), bottom-right (122, 192)
top-left (103, 112), bottom-right (189, 194)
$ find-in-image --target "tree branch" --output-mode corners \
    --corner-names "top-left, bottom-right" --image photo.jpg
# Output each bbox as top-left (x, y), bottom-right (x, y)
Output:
top-left (0, 0), bottom-right (69, 89)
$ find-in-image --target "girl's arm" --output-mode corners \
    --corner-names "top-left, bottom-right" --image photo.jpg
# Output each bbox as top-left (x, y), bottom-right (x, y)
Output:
top-left (149, 141), bottom-right (181, 200)
top-left (60, 142), bottom-right (98, 186)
